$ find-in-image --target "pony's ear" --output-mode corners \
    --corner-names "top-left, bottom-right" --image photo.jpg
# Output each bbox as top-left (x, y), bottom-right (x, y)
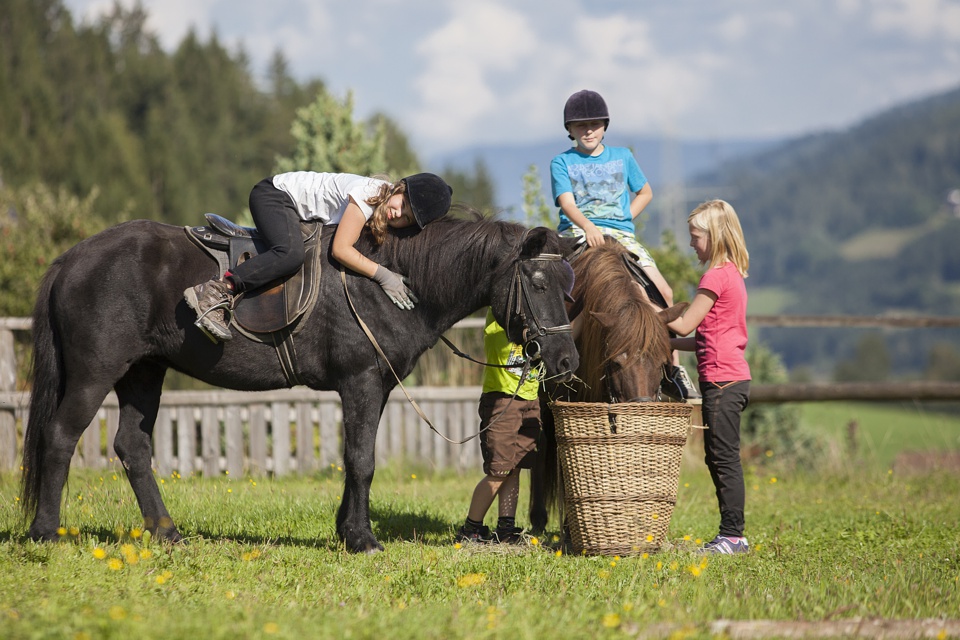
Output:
top-left (558, 235), bottom-right (581, 260)
top-left (658, 302), bottom-right (689, 324)
top-left (588, 310), bottom-right (619, 329)
top-left (519, 227), bottom-right (551, 259)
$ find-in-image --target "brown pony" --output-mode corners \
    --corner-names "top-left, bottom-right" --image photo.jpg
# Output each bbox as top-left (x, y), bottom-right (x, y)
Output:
top-left (529, 238), bottom-right (688, 533)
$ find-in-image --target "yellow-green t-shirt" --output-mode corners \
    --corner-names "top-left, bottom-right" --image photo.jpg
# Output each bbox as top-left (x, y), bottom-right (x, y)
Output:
top-left (481, 309), bottom-right (541, 400)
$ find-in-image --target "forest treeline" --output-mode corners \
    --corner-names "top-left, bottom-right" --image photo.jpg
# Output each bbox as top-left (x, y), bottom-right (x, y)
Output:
top-left (0, 0), bottom-right (498, 318)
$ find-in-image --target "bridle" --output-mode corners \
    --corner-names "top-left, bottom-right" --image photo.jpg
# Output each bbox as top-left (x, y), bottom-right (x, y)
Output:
top-left (503, 251), bottom-right (574, 365)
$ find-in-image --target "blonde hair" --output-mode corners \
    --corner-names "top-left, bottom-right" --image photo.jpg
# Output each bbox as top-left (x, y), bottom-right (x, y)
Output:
top-left (688, 199), bottom-right (749, 278)
top-left (363, 176), bottom-right (405, 245)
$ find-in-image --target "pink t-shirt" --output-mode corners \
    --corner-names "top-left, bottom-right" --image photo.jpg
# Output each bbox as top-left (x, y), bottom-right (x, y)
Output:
top-left (695, 262), bottom-right (751, 382)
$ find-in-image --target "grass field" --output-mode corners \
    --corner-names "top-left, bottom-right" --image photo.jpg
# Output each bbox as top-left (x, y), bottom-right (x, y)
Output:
top-left (2, 402), bottom-right (959, 639)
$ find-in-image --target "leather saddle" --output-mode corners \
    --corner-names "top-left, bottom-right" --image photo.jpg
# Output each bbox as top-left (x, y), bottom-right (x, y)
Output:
top-left (620, 253), bottom-right (668, 309)
top-left (185, 214), bottom-right (323, 336)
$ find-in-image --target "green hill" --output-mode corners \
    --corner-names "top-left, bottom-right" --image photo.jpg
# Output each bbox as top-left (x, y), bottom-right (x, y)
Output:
top-left (692, 86), bottom-right (960, 375)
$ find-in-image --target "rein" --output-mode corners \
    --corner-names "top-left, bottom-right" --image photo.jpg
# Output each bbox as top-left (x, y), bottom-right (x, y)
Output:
top-left (339, 246), bottom-right (572, 445)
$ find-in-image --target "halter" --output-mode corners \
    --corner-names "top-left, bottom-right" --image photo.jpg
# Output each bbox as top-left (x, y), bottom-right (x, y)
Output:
top-left (504, 251), bottom-right (573, 363)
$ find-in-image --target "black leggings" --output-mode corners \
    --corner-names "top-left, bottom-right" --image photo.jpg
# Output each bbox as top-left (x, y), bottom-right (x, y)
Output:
top-left (700, 380), bottom-right (750, 537)
top-left (227, 178), bottom-right (305, 293)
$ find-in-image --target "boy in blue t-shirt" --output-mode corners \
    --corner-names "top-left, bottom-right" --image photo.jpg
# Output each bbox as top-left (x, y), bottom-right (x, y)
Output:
top-left (550, 89), bottom-right (699, 400)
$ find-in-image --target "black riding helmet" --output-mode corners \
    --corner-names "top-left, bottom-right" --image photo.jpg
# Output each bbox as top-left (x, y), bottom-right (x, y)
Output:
top-left (563, 89), bottom-right (610, 140)
top-left (401, 173), bottom-right (453, 228)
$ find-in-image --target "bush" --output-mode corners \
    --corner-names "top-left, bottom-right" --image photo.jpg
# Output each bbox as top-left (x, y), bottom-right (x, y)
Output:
top-left (0, 182), bottom-right (120, 317)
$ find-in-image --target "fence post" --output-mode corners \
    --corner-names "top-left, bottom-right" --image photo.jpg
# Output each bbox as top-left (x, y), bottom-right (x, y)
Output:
top-left (0, 327), bottom-right (16, 470)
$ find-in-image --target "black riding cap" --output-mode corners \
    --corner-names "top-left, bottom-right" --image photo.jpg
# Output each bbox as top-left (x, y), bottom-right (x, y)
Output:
top-left (402, 173), bottom-right (453, 227)
top-left (563, 89), bottom-right (610, 130)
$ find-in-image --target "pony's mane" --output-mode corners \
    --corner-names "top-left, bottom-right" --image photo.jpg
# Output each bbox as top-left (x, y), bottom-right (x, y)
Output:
top-left (370, 212), bottom-right (560, 308)
top-left (573, 240), bottom-right (670, 388)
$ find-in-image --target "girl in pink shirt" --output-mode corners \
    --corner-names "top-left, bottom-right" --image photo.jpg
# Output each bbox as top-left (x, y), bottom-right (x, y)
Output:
top-left (667, 199), bottom-right (751, 554)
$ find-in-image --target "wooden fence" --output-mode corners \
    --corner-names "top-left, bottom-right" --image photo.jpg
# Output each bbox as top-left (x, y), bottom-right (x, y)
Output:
top-left (0, 387), bottom-right (485, 475)
top-left (3, 315), bottom-right (960, 476)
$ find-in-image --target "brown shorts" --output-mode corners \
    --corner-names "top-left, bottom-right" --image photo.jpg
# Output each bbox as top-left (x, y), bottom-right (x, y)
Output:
top-left (478, 392), bottom-right (542, 477)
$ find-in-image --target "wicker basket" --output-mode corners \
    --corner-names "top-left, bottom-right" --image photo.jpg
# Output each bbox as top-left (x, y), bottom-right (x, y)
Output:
top-left (550, 401), bottom-right (693, 556)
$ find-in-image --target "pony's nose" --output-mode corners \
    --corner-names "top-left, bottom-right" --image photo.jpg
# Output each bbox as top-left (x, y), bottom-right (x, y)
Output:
top-left (558, 355), bottom-right (577, 382)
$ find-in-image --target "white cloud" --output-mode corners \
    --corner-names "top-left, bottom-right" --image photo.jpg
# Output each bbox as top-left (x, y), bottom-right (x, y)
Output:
top-left (867, 0), bottom-right (960, 40)
top-left (58, 0), bottom-right (960, 156)
top-left (410, 3), bottom-right (539, 143)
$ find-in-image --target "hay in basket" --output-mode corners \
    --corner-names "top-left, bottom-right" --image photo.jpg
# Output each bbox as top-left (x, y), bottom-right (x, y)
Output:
top-left (550, 401), bottom-right (693, 556)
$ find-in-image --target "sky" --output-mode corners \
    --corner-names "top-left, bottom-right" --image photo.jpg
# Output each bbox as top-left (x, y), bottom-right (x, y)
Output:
top-left (61, 0), bottom-right (960, 159)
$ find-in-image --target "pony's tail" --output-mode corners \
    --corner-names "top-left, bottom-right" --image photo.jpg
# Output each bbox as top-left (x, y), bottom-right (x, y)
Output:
top-left (20, 263), bottom-right (64, 521)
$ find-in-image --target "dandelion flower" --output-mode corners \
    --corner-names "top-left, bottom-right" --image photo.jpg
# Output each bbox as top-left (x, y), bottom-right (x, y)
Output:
top-left (57, 527), bottom-right (67, 537)
top-left (108, 606), bottom-right (126, 620)
top-left (602, 613), bottom-right (621, 628)
top-left (530, 537), bottom-right (539, 546)
top-left (555, 550), bottom-right (562, 557)
top-left (92, 548), bottom-right (107, 560)
top-left (263, 622), bottom-right (279, 635)
top-left (107, 558), bottom-right (124, 571)
top-left (456, 573), bottom-right (486, 588)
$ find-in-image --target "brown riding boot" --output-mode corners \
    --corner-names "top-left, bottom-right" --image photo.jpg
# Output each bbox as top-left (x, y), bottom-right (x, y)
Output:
top-left (184, 277), bottom-right (235, 342)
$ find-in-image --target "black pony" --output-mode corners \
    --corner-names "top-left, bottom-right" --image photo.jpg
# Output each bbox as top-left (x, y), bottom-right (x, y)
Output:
top-left (20, 214), bottom-right (579, 552)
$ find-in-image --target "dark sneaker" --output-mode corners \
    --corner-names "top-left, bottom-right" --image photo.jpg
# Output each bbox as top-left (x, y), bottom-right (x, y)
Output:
top-left (660, 365), bottom-right (700, 401)
top-left (493, 526), bottom-right (525, 545)
top-left (454, 524), bottom-right (492, 544)
top-left (702, 535), bottom-right (749, 555)
top-left (184, 278), bottom-right (235, 342)
top-left (673, 365), bottom-right (701, 400)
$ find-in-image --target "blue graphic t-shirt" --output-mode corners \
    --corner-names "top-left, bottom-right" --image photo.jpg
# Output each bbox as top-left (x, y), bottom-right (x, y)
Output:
top-left (550, 145), bottom-right (647, 234)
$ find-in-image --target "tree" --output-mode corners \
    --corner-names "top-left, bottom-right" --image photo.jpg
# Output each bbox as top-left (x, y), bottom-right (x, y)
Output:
top-left (0, 182), bottom-right (117, 317)
top-left (925, 342), bottom-right (960, 381)
top-left (274, 90), bottom-right (387, 177)
top-left (833, 332), bottom-right (892, 382)
top-left (371, 112), bottom-right (421, 179)
top-left (520, 164), bottom-right (553, 228)
top-left (649, 230), bottom-right (701, 303)
top-left (440, 159), bottom-right (496, 215)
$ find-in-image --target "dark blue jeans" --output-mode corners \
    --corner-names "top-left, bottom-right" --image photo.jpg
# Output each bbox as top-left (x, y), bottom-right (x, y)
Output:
top-left (227, 178), bottom-right (305, 293)
top-left (700, 380), bottom-right (750, 537)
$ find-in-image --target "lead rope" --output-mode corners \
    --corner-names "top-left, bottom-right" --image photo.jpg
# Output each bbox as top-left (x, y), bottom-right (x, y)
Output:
top-left (340, 266), bottom-right (529, 445)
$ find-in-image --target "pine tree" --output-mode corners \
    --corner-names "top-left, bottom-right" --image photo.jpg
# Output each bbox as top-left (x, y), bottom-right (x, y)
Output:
top-left (274, 91), bottom-right (388, 177)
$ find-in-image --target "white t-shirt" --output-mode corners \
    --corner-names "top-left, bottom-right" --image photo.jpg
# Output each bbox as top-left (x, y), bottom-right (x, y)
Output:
top-left (271, 172), bottom-right (388, 223)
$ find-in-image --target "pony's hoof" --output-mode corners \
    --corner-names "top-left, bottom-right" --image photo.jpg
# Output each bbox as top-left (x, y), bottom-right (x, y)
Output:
top-left (145, 516), bottom-right (183, 543)
top-left (28, 529), bottom-right (60, 543)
